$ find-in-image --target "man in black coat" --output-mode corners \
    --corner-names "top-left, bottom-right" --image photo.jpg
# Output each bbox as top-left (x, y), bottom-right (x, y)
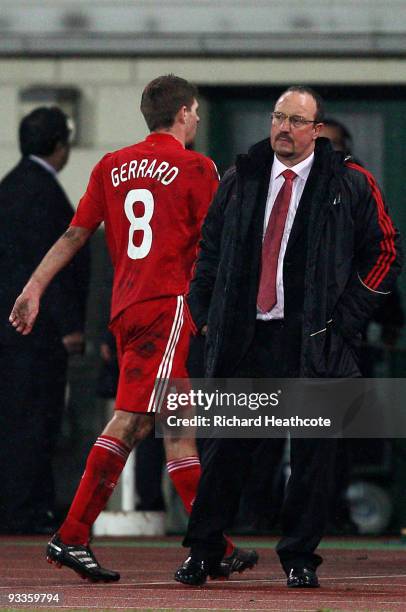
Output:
top-left (0, 107), bottom-right (90, 534)
top-left (175, 86), bottom-right (402, 587)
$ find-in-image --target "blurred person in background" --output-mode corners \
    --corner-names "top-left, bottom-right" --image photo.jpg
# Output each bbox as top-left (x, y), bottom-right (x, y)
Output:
top-left (319, 117), bottom-right (353, 158)
top-left (0, 106), bottom-right (90, 534)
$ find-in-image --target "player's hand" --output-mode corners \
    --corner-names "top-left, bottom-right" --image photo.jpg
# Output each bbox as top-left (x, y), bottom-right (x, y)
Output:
top-left (201, 325), bottom-right (208, 336)
top-left (9, 288), bottom-right (40, 335)
top-left (62, 331), bottom-right (85, 355)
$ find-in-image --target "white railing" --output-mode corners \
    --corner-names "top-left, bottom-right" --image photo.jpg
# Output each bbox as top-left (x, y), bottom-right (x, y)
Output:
top-left (1, 1), bottom-right (406, 55)
top-left (1, 1), bottom-right (406, 34)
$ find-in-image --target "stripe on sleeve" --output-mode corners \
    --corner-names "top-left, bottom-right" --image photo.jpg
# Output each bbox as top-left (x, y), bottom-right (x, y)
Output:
top-left (346, 162), bottom-right (396, 290)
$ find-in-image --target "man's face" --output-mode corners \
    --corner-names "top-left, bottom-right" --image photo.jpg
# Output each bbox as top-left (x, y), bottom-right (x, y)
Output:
top-left (184, 98), bottom-right (200, 145)
top-left (270, 91), bottom-right (323, 166)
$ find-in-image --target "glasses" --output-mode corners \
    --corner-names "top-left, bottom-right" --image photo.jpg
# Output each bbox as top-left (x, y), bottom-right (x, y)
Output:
top-left (271, 111), bottom-right (318, 129)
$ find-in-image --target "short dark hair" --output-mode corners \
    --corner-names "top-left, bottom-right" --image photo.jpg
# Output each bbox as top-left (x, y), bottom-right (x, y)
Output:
top-left (140, 74), bottom-right (198, 132)
top-left (280, 85), bottom-right (325, 123)
top-left (19, 106), bottom-right (71, 157)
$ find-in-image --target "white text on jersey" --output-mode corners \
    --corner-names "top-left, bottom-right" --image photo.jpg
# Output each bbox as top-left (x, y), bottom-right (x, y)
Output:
top-left (111, 159), bottom-right (179, 188)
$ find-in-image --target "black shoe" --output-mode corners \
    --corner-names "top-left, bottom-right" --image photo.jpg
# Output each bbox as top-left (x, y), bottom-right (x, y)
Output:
top-left (46, 534), bottom-right (120, 583)
top-left (175, 555), bottom-right (229, 586)
top-left (219, 546), bottom-right (259, 576)
top-left (287, 567), bottom-right (319, 588)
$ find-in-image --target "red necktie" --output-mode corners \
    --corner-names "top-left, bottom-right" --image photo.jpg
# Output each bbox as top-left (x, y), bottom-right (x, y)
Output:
top-left (257, 169), bottom-right (297, 313)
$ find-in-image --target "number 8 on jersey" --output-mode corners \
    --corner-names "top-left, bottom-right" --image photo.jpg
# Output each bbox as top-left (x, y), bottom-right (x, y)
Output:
top-left (124, 188), bottom-right (154, 260)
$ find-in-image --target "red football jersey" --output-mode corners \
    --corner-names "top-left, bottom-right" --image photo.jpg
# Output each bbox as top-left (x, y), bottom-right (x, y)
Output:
top-left (71, 133), bottom-right (218, 322)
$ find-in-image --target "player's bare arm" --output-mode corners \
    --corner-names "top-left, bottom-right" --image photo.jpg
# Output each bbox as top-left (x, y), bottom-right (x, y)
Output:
top-left (9, 226), bottom-right (91, 335)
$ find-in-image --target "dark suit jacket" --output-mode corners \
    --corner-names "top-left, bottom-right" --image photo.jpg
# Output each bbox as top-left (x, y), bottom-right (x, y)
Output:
top-left (0, 157), bottom-right (90, 344)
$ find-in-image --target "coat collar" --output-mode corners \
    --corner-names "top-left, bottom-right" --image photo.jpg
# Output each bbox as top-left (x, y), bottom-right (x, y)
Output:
top-left (21, 156), bottom-right (56, 177)
top-left (287, 137), bottom-right (346, 255)
top-left (234, 136), bottom-right (345, 246)
top-left (28, 155), bottom-right (58, 177)
top-left (236, 137), bottom-right (272, 177)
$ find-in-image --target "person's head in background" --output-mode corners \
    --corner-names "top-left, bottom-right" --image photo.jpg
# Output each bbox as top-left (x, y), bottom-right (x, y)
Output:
top-left (319, 118), bottom-right (353, 156)
top-left (19, 106), bottom-right (73, 172)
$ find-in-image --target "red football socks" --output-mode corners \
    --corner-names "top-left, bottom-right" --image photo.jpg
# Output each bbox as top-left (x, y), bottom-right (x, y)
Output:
top-left (166, 456), bottom-right (201, 514)
top-left (166, 455), bottom-right (234, 556)
top-left (58, 435), bottom-right (130, 545)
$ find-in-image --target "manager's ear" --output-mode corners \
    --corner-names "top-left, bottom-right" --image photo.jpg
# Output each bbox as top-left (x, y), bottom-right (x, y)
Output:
top-left (313, 121), bottom-right (324, 140)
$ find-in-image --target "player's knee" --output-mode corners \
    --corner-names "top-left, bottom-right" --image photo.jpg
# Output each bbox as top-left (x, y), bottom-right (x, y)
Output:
top-left (104, 411), bottom-right (153, 448)
top-left (129, 414), bottom-right (154, 445)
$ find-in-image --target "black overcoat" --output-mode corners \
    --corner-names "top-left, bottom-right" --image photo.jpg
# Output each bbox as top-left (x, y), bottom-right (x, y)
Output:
top-left (188, 138), bottom-right (402, 378)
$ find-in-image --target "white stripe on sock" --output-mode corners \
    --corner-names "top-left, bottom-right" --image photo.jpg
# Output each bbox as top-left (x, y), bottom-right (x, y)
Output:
top-left (95, 438), bottom-right (129, 460)
top-left (95, 437), bottom-right (129, 456)
top-left (94, 442), bottom-right (127, 460)
top-left (167, 457), bottom-right (200, 473)
top-left (167, 458), bottom-right (200, 468)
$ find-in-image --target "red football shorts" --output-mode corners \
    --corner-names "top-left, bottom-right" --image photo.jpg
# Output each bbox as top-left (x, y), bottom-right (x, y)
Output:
top-left (110, 296), bottom-right (195, 414)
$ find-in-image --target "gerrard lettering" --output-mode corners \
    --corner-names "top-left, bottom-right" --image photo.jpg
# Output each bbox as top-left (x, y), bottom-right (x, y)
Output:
top-left (111, 158), bottom-right (179, 187)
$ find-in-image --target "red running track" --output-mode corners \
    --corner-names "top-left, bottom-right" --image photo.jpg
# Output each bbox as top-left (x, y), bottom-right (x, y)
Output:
top-left (1, 536), bottom-right (406, 611)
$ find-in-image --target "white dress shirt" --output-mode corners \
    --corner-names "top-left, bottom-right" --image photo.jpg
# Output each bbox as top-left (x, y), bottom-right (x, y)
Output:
top-left (257, 152), bottom-right (314, 320)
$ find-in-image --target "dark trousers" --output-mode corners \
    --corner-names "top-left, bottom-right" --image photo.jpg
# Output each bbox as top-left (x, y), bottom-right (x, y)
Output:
top-left (188, 333), bottom-right (287, 531)
top-left (0, 332), bottom-right (67, 530)
top-left (183, 320), bottom-right (337, 573)
top-left (135, 431), bottom-right (165, 511)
